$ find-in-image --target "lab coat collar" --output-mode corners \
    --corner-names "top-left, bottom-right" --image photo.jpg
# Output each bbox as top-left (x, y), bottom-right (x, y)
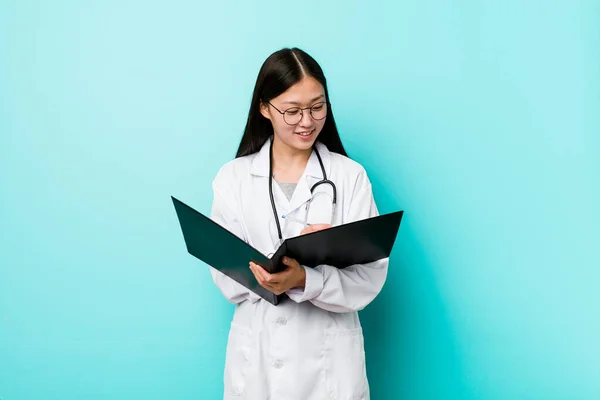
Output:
top-left (249, 136), bottom-right (331, 180)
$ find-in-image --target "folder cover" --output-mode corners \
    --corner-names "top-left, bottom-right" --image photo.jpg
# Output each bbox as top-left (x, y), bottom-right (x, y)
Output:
top-left (172, 196), bottom-right (403, 305)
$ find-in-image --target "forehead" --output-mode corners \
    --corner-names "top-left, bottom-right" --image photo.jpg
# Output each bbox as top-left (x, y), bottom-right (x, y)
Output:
top-left (275, 77), bottom-right (325, 105)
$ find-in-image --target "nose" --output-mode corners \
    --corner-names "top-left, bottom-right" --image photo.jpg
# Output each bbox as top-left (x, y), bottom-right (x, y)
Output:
top-left (298, 109), bottom-right (314, 128)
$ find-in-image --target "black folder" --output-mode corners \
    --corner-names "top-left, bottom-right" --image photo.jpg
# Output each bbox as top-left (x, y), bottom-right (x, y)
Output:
top-left (172, 196), bottom-right (403, 305)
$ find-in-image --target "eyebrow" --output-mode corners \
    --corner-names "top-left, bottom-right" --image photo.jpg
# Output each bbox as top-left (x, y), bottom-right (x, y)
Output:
top-left (281, 95), bottom-right (325, 105)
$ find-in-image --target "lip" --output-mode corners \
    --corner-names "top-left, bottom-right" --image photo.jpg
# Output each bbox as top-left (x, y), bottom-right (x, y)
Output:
top-left (295, 129), bottom-right (314, 140)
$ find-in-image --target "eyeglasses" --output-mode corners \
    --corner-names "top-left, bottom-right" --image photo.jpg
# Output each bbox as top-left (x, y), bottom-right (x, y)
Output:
top-left (266, 100), bottom-right (328, 125)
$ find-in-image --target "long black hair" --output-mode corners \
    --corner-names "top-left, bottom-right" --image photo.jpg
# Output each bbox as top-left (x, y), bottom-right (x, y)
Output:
top-left (235, 47), bottom-right (348, 158)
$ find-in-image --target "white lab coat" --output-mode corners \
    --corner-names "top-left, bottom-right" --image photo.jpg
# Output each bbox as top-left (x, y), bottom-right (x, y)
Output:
top-left (209, 137), bottom-right (388, 400)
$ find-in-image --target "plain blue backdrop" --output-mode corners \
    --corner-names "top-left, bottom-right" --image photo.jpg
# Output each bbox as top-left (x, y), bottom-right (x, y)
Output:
top-left (1, 1), bottom-right (599, 399)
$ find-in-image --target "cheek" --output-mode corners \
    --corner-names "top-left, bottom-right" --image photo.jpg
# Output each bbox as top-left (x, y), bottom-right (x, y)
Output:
top-left (273, 119), bottom-right (295, 135)
top-left (315, 117), bottom-right (326, 134)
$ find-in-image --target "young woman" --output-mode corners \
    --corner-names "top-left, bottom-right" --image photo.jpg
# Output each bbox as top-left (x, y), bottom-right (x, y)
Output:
top-left (209, 47), bottom-right (388, 400)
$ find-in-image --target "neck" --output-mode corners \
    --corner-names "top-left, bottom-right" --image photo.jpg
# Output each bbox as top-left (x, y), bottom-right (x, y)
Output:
top-left (271, 136), bottom-right (312, 182)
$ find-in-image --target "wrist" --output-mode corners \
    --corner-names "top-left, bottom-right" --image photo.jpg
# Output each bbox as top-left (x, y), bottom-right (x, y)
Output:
top-left (295, 265), bottom-right (306, 288)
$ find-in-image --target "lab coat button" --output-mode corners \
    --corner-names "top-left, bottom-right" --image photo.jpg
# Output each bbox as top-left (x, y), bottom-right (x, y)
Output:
top-left (276, 317), bottom-right (287, 326)
top-left (273, 360), bottom-right (283, 369)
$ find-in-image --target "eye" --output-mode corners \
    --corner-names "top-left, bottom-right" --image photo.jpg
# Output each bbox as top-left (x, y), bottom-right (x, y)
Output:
top-left (312, 104), bottom-right (324, 111)
top-left (286, 108), bottom-right (301, 116)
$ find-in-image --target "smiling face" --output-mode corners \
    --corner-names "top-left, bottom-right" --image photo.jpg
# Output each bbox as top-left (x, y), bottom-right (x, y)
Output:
top-left (260, 76), bottom-right (327, 153)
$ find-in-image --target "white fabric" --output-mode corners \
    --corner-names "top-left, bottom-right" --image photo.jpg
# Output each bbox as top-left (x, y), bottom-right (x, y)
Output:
top-left (209, 137), bottom-right (388, 400)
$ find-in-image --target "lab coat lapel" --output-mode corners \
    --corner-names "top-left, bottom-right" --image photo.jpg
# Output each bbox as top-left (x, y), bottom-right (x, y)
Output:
top-left (288, 174), bottom-right (311, 215)
top-left (285, 141), bottom-right (334, 220)
top-left (249, 138), bottom-right (289, 254)
top-left (304, 143), bottom-right (334, 225)
top-left (287, 144), bottom-right (326, 213)
top-left (250, 137), bottom-right (333, 236)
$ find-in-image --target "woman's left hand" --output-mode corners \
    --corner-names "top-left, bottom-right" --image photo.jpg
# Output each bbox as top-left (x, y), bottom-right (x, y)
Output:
top-left (249, 257), bottom-right (306, 295)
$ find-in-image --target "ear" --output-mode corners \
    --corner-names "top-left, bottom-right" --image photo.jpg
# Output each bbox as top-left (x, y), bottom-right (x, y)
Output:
top-left (259, 101), bottom-right (271, 120)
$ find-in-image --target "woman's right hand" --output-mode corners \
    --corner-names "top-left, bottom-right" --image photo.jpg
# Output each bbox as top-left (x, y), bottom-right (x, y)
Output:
top-left (300, 223), bottom-right (332, 235)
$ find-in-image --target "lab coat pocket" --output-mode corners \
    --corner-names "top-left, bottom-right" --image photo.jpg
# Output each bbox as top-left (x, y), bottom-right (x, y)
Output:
top-left (324, 327), bottom-right (368, 400)
top-left (224, 322), bottom-right (252, 397)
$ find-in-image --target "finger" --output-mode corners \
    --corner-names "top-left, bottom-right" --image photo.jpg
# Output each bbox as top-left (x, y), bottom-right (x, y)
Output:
top-left (250, 264), bottom-right (280, 292)
top-left (250, 265), bottom-right (277, 292)
top-left (281, 257), bottom-right (300, 269)
top-left (250, 262), bottom-right (278, 284)
top-left (300, 225), bottom-right (318, 235)
top-left (310, 223), bottom-right (332, 231)
top-left (249, 263), bottom-right (264, 285)
top-left (300, 224), bottom-right (332, 235)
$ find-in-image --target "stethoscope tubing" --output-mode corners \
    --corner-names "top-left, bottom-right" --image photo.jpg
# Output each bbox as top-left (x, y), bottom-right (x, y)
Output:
top-left (269, 139), bottom-right (337, 242)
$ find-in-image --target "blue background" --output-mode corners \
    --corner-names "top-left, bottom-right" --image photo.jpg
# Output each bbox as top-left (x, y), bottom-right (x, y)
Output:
top-left (1, 1), bottom-right (599, 399)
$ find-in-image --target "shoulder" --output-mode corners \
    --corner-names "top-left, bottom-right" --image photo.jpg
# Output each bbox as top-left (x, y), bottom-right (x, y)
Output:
top-left (330, 151), bottom-right (367, 176)
top-left (212, 154), bottom-right (254, 188)
top-left (326, 148), bottom-right (378, 217)
top-left (328, 150), bottom-right (372, 190)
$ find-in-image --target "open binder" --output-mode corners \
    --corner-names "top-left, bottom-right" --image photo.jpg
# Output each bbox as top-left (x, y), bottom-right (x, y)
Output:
top-left (172, 196), bottom-right (403, 305)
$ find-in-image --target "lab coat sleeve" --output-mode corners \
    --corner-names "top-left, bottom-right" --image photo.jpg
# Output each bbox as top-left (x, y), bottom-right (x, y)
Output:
top-left (208, 168), bottom-right (261, 305)
top-left (286, 173), bottom-right (389, 313)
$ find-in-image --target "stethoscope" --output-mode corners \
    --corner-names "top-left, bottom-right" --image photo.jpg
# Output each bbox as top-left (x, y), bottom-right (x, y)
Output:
top-left (268, 138), bottom-right (337, 244)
